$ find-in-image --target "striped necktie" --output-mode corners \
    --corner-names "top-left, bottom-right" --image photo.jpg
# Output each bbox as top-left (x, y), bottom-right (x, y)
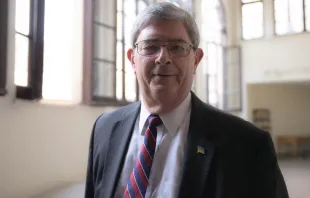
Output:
top-left (123, 114), bottom-right (162, 198)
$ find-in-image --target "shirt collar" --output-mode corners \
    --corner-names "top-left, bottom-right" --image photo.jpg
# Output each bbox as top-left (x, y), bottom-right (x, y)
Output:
top-left (139, 93), bottom-right (191, 137)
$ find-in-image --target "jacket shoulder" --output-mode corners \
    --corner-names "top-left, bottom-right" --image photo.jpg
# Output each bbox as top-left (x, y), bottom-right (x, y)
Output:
top-left (94, 101), bottom-right (141, 132)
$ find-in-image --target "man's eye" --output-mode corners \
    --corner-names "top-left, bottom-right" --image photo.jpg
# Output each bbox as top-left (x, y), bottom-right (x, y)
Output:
top-left (143, 45), bottom-right (159, 50)
top-left (170, 45), bottom-right (185, 51)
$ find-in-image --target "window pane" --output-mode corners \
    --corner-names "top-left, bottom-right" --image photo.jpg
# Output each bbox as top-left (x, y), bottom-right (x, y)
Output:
top-left (242, 3), bottom-right (263, 25)
top-left (223, 46), bottom-right (242, 111)
top-left (94, 0), bottom-right (115, 26)
top-left (124, 44), bottom-right (132, 73)
top-left (116, 41), bottom-right (123, 70)
top-left (14, 34), bottom-right (29, 86)
top-left (116, 69), bottom-right (123, 100)
top-left (288, 0), bottom-right (304, 33)
top-left (138, 0), bottom-right (148, 12)
top-left (124, 0), bottom-right (136, 15)
top-left (209, 91), bottom-right (218, 107)
top-left (242, 2), bottom-right (263, 39)
top-left (117, 0), bottom-right (123, 11)
top-left (306, 0), bottom-right (310, 31)
top-left (117, 11), bottom-right (123, 40)
top-left (124, 15), bottom-right (135, 43)
top-left (42, 0), bottom-right (75, 100)
top-left (226, 90), bottom-right (241, 110)
top-left (275, 0), bottom-right (289, 34)
top-left (166, 0), bottom-right (193, 14)
top-left (202, 0), bottom-right (219, 8)
top-left (274, 0), bottom-right (288, 22)
top-left (94, 25), bottom-right (115, 61)
top-left (275, 0), bottom-right (304, 34)
top-left (15, 0), bottom-right (30, 35)
top-left (208, 75), bottom-right (218, 91)
top-left (242, 26), bottom-right (263, 39)
top-left (207, 44), bottom-right (218, 75)
top-left (275, 23), bottom-right (288, 35)
top-left (125, 72), bottom-right (137, 102)
top-left (203, 7), bottom-right (223, 43)
top-left (92, 61), bottom-right (115, 98)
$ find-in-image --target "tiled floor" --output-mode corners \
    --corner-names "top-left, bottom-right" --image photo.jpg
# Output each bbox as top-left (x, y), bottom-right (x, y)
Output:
top-left (279, 159), bottom-right (310, 198)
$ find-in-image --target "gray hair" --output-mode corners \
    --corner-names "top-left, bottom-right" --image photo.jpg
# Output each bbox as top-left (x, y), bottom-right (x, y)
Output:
top-left (131, 2), bottom-right (200, 49)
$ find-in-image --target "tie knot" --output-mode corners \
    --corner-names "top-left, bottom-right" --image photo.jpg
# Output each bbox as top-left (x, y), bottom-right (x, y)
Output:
top-left (148, 114), bottom-right (162, 127)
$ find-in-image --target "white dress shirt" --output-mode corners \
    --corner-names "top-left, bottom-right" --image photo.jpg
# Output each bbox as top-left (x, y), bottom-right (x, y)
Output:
top-left (114, 93), bottom-right (192, 198)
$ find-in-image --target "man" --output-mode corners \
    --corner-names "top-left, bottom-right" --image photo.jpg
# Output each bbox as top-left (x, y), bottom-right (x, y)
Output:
top-left (85, 2), bottom-right (289, 198)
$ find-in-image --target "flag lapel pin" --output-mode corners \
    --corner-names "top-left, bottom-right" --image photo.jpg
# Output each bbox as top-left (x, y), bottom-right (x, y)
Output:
top-left (197, 146), bottom-right (206, 155)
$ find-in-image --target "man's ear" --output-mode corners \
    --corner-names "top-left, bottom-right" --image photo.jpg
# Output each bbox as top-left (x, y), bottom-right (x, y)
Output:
top-left (193, 48), bottom-right (204, 73)
top-left (127, 48), bottom-right (136, 73)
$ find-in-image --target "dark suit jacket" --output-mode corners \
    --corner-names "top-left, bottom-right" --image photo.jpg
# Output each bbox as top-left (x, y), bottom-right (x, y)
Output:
top-left (85, 92), bottom-right (289, 198)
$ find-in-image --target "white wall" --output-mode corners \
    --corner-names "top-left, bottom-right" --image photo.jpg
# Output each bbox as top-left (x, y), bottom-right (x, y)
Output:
top-left (242, 33), bottom-right (310, 84)
top-left (220, 0), bottom-right (310, 119)
top-left (247, 83), bottom-right (310, 146)
top-left (0, 0), bottom-right (116, 198)
top-left (0, 100), bottom-right (116, 198)
top-left (239, 0), bottom-right (310, 84)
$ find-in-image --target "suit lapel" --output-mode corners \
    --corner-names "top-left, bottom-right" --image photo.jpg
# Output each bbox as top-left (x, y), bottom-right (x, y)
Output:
top-left (178, 93), bottom-right (216, 197)
top-left (101, 103), bottom-right (140, 198)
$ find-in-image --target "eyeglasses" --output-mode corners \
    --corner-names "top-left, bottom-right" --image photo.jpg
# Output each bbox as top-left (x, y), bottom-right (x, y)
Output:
top-left (135, 40), bottom-right (195, 58)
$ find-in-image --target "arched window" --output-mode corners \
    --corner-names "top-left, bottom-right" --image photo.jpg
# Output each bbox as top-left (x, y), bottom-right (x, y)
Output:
top-left (116, 0), bottom-right (151, 102)
top-left (241, 0), bottom-right (264, 40)
top-left (85, 0), bottom-right (195, 105)
top-left (157, 0), bottom-right (194, 15)
top-left (85, 0), bottom-right (152, 105)
top-left (201, 0), bottom-right (227, 108)
top-left (274, 0), bottom-right (310, 35)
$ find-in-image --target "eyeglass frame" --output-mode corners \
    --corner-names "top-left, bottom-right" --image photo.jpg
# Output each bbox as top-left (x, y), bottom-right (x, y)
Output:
top-left (134, 39), bottom-right (196, 58)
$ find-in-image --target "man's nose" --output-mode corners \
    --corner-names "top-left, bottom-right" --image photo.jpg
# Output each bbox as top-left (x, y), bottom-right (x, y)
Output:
top-left (155, 46), bottom-right (172, 65)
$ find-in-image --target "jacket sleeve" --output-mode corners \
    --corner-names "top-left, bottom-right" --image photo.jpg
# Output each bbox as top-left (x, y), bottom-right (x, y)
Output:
top-left (251, 132), bottom-right (289, 198)
top-left (84, 118), bottom-right (99, 198)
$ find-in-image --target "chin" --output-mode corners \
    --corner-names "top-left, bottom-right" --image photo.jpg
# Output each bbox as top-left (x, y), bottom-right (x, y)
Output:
top-left (151, 85), bottom-right (176, 95)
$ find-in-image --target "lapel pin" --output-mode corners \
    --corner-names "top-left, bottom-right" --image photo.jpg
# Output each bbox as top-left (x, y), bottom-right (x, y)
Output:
top-left (197, 146), bottom-right (206, 155)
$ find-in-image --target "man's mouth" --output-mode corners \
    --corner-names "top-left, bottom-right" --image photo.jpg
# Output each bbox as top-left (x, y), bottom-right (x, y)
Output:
top-left (153, 74), bottom-right (173, 77)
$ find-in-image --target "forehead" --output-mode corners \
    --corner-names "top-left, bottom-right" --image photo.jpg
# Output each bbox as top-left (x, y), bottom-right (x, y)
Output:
top-left (136, 20), bottom-right (191, 43)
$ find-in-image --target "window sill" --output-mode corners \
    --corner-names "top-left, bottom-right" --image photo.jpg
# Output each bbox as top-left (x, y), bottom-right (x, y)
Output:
top-left (39, 99), bottom-right (79, 107)
top-left (241, 35), bottom-right (265, 42)
top-left (12, 87), bottom-right (137, 107)
top-left (273, 31), bottom-right (310, 39)
top-left (10, 98), bottom-right (131, 110)
top-left (241, 31), bottom-right (310, 43)
top-left (85, 96), bottom-right (137, 107)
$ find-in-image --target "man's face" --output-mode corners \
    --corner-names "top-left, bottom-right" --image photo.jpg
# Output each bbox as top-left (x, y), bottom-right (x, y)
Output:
top-left (127, 19), bottom-right (203, 104)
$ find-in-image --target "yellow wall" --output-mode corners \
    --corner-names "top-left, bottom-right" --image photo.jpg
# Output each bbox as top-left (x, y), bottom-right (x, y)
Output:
top-left (247, 83), bottom-right (310, 148)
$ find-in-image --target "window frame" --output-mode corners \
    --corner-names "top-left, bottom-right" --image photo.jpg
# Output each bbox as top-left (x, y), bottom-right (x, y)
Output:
top-left (83, 0), bottom-right (145, 106)
top-left (0, 0), bottom-right (9, 96)
top-left (241, 0), bottom-right (264, 40)
top-left (204, 42), bottom-right (224, 109)
top-left (82, 0), bottom-right (194, 106)
top-left (15, 0), bottom-right (45, 100)
top-left (273, 0), bottom-right (309, 36)
top-left (223, 45), bottom-right (243, 112)
top-left (83, 0), bottom-right (125, 106)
